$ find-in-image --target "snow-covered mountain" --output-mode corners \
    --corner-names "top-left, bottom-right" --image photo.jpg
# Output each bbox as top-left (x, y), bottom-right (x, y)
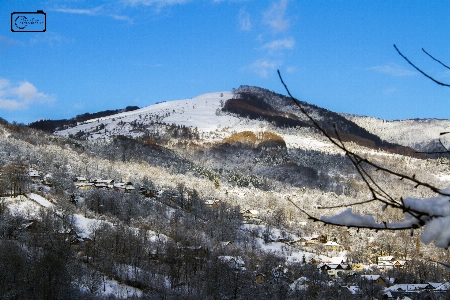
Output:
top-left (54, 90), bottom-right (338, 153)
top-left (51, 86), bottom-right (450, 194)
top-left (54, 87), bottom-right (439, 157)
top-left (340, 114), bottom-right (450, 153)
top-left (3, 87), bottom-right (450, 299)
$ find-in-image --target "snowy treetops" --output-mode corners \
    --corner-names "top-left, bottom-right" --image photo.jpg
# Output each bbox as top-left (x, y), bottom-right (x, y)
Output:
top-left (321, 188), bottom-right (450, 248)
top-left (278, 70), bottom-right (450, 250)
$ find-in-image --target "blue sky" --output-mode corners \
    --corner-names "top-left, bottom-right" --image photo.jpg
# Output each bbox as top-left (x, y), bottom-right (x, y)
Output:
top-left (1, 0), bottom-right (449, 124)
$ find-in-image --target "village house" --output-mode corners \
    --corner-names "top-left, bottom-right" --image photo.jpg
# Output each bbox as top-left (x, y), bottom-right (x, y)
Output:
top-left (29, 170), bottom-right (41, 182)
top-left (74, 177), bottom-right (92, 190)
top-left (124, 182), bottom-right (135, 193)
top-left (324, 241), bottom-right (342, 252)
top-left (385, 283), bottom-right (437, 298)
top-left (139, 187), bottom-right (158, 198)
top-left (319, 263), bottom-right (351, 278)
top-left (216, 241), bottom-right (233, 251)
top-left (377, 256), bottom-right (408, 269)
top-left (360, 274), bottom-right (387, 286)
top-left (241, 209), bottom-right (262, 224)
top-left (241, 209), bottom-right (259, 218)
top-left (205, 199), bottom-right (222, 206)
top-left (218, 256), bottom-right (246, 271)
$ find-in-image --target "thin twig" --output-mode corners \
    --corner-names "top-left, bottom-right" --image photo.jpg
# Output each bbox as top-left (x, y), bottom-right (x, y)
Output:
top-left (278, 70), bottom-right (450, 231)
top-left (277, 70), bottom-right (450, 197)
top-left (394, 45), bottom-right (450, 87)
top-left (422, 48), bottom-right (450, 70)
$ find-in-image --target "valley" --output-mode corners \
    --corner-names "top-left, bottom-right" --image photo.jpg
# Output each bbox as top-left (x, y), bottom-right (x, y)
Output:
top-left (1, 87), bottom-right (449, 299)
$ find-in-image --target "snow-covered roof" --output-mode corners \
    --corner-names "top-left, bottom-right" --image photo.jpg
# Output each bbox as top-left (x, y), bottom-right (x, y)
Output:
top-left (28, 193), bottom-right (53, 208)
top-left (342, 285), bottom-right (360, 295)
top-left (435, 282), bottom-right (450, 290)
top-left (29, 170), bottom-right (39, 177)
top-left (218, 256), bottom-right (245, 266)
top-left (378, 256), bottom-right (394, 261)
top-left (361, 275), bottom-right (382, 281)
top-left (324, 241), bottom-right (340, 246)
top-left (387, 283), bottom-right (432, 291)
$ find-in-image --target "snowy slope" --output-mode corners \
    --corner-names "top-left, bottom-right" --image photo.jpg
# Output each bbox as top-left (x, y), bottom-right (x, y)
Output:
top-left (54, 91), bottom-right (339, 152)
top-left (341, 114), bottom-right (450, 151)
top-left (56, 92), bottom-right (238, 140)
top-left (55, 90), bottom-right (450, 155)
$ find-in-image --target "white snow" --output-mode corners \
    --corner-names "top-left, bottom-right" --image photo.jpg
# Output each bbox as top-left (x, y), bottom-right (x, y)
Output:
top-left (28, 193), bottom-right (54, 208)
top-left (341, 114), bottom-right (450, 150)
top-left (321, 208), bottom-right (385, 229)
top-left (54, 91), bottom-right (340, 152)
top-left (99, 278), bottom-right (142, 299)
top-left (321, 187), bottom-right (450, 249)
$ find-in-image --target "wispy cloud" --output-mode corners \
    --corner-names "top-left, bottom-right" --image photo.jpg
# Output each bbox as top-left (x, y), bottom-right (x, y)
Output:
top-left (263, 0), bottom-right (290, 32)
top-left (367, 63), bottom-right (417, 77)
top-left (0, 35), bottom-right (25, 47)
top-left (247, 59), bottom-right (279, 78)
top-left (54, 6), bottom-right (103, 15)
top-left (29, 31), bottom-right (74, 46)
top-left (54, 5), bottom-right (132, 23)
top-left (238, 7), bottom-right (251, 31)
top-left (109, 14), bottom-right (133, 22)
top-left (262, 37), bottom-right (295, 52)
top-left (286, 66), bottom-right (296, 73)
top-left (122, 0), bottom-right (189, 7)
top-left (383, 87), bottom-right (397, 95)
top-left (0, 79), bottom-right (55, 111)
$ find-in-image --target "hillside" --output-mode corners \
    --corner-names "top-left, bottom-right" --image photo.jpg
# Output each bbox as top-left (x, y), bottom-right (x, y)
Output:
top-left (3, 87), bottom-right (448, 298)
top-left (28, 106), bottom-right (140, 132)
top-left (341, 114), bottom-right (450, 154)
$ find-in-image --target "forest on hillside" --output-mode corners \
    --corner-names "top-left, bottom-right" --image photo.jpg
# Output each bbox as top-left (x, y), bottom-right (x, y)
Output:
top-left (1, 115), bottom-right (449, 299)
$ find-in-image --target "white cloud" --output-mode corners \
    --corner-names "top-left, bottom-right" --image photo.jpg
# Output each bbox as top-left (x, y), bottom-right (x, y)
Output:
top-left (30, 31), bottom-right (74, 46)
top-left (122, 0), bottom-right (189, 6)
top-left (286, 66), bottom-right (296, 73)
top-left (262, 37), bottom-right (295, 51)
top-left (0, 35), bottom-right (25, 47)
top-left (54, 6), bottom-right (103, 15)
top-left (109, 14), bottom-right (134, 23)
top-left (54, 5), bottom-right (132, 22)
top-left (248, 59), bottom-right (279, 77)
top-left (0, 99), bottom-right (26, 110)
top-left (383, 87), bottom-right (397, 95)
top-left (238, 7), bottom-right (251, 31)
top-left (0, 79), bottom-right (55, 111)
top-left (263, 0), bottom-right (290, 32)
top-left (367, 63), bottom-right (417, 77)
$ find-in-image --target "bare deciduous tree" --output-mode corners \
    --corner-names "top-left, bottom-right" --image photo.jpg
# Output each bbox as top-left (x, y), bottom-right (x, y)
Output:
top-left (277, 45), bottom-right (450, 250)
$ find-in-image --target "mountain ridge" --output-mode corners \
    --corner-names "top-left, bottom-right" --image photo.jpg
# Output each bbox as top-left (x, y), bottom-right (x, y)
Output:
top-left (42, 86), bottom-right (449, 157)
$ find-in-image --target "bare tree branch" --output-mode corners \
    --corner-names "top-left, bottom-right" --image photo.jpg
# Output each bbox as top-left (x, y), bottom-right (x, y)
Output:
top-left (277, 70), bottom-right (449, 197)
top-left (278, 69), bottom-right (450, 232)
top-left (422, 48), bottom-right (450, 70)
top-left (394, 44), bottom-right (450, 87)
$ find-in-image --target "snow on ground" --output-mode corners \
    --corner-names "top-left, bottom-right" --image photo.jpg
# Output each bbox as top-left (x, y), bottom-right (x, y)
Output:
top-left (28, 193), bottom-right (54, 208)
top-left (99, 278), bottom-right (143, 299)
top-left (283, 134), bottom-right (339, 153)
top-left (242, 224), bottom-right (319, 263)
top-left (437, 174), bottom-right (450, 182)
top-left (56, 92), bottom-right (240, 139)
top-left (4, 195), bottom-right (42, 218)
top-left (342, 114), bottom-right (450, 150)
top-left (73, 214), bottom-right (105, 239)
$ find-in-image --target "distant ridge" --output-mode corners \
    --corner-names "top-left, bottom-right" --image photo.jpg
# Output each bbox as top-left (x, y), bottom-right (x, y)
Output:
top-left (28, 106), bottom-right (140, 132)
top-left (225, 86), bottom-right (423, 158)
